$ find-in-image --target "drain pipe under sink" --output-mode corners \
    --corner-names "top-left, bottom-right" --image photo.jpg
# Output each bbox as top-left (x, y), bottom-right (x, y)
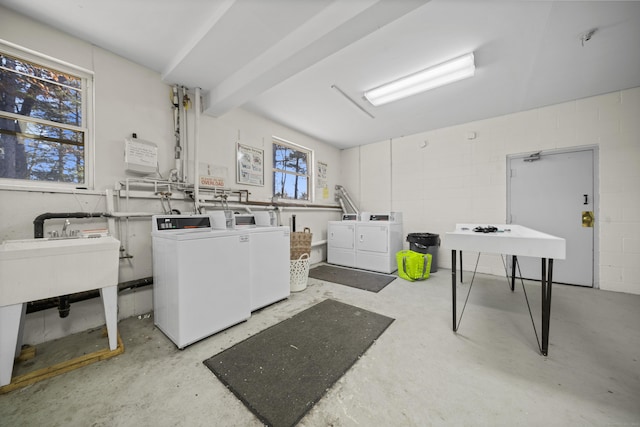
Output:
top-left (32, 212), bottom-right (108, 318)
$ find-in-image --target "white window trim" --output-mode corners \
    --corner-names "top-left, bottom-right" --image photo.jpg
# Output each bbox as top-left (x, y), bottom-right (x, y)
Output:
top-left (0, 40), bottom-right (95, 192)
top-left (272, 136), bottom-right (314, 203)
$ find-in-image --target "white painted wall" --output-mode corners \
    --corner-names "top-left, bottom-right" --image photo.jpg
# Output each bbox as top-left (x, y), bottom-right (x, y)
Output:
top-left (0, 7), bottom-right (341, 345)
top-left (341, 88), bottom-right (640, 295)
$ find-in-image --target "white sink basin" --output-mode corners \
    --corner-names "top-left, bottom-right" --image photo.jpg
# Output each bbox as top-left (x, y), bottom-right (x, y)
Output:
top-left (0, 236), bottom-right (120, 307)
top-left (0, 235), bottom-right (121, 387)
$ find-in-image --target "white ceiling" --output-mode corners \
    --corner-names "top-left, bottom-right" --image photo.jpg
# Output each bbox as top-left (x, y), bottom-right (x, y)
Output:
top-left (3, 0), bottom-right (640, 149)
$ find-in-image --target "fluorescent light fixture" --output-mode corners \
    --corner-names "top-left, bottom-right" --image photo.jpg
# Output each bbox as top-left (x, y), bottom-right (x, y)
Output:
top-left (364, 52), bottom-right (475, 106)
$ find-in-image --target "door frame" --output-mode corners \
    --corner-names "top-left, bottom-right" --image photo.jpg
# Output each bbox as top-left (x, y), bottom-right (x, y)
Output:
top-left (506, 145), bottom-right (600, 289)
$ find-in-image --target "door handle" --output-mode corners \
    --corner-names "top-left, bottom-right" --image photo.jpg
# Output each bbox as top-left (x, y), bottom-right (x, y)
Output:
top-left (582, 211), bottom-right (594, 227)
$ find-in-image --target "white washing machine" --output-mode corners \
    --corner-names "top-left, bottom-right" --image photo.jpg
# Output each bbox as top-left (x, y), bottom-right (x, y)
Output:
top-left (215, 210), bottom-right (291, 312)
top-left (151, 215), bottom-right (251, 349)
top-left (327, 220), bottom-right (357, 267)
top-left (246, 225), bottom-right (290, 311)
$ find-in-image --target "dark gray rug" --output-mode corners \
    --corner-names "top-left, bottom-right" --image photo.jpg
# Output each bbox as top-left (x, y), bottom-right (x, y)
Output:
top-left (308, 264), bottom-right (396, 292)
top-left (203, 299), bottom-right (394, 427)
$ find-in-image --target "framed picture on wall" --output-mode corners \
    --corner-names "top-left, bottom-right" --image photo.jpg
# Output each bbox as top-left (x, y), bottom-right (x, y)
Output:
top-left (236, 143), bottom-right (264, 186)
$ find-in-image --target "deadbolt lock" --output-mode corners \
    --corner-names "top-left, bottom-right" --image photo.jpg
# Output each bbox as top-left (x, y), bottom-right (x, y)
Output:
top-left (582, 211), bottom-right (594, 228)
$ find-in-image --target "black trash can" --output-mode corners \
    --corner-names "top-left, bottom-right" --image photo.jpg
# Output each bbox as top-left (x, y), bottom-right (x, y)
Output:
top-left (406, 233), bottom-right (440, 273)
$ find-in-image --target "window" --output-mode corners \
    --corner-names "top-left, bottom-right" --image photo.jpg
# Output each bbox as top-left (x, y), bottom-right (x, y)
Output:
top-left (0, 45), bottom-right (93, 188)
top-left (272, 137), bottom-right (312, 201)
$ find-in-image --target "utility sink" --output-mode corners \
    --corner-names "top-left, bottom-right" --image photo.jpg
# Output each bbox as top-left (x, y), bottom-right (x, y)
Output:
top-left (0, 235), bottom-right (120, 387)
top-left (0, 236), bottom-right (120, 305)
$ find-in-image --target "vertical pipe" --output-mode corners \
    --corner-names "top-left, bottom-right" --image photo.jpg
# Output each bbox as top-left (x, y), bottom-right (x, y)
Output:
top-left (173, 85), bottom-right (182, 180)
top-left (182, 87), bottom-right (189, 183)
top-left (193, 87), bottom-right (201, 211)
top-left (104, 189), bottom-right (117, 237)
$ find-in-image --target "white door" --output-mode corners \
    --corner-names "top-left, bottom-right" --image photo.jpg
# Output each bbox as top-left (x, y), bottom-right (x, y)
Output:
top-left (508, 148), bottom-right (595, 287)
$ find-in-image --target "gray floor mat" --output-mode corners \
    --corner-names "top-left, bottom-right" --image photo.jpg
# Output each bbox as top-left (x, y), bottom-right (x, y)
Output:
top-left (203, 299), bottom-right (394, 427)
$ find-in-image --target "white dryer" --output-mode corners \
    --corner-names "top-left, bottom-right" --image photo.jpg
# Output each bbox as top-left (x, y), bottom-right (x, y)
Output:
top-left (328, 212), bottom-right (403, 273)
top-left (151, 215), bottom-right (251, 349)
top-left (355, 222), bottom-right (403, 273)
top-left (355, 212), bottom-right (403, 274)
top-left (327, 220), bottom-right (356, 268)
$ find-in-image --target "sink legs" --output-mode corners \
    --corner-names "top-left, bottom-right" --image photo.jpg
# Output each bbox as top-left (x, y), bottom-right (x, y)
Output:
top-left (0, 303), bottom-right (24, 387)
top-left (100, 285), bottom-right (118, 351)
top-left (0, 286), bottom-right (118, 387)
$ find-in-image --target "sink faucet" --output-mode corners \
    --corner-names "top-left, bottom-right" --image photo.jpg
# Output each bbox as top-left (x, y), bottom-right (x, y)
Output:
top-left (62, 219), bottom-right (71, 237)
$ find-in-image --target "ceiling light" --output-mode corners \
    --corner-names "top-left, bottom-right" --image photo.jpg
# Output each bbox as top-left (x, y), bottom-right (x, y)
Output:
top-left (364, 52), bottom-right (475, 106)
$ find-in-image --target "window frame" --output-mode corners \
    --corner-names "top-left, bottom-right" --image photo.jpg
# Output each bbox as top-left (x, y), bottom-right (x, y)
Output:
top-left (0, 41), bottom-right (95, 192)
top-left (272, 136), bottom-right (313, 202)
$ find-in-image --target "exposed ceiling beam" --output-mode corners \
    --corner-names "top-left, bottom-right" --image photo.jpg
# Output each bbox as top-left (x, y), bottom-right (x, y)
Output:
top-left (201, 0), bottom-right (429, 117)
top-left (161, 0), bottom-right (237, 81)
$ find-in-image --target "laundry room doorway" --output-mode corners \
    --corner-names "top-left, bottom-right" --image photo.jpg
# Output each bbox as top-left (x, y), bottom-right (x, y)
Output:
top-left (507, 147), bottom-right (597, 287)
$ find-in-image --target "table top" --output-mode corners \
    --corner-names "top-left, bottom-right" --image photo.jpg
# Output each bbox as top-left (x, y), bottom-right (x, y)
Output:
top-left (443, 224), bottom-right (566, 259)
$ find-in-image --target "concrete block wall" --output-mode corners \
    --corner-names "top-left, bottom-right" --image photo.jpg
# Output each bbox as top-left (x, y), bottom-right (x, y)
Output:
top-left (341, 87), bottom-right (640, 295)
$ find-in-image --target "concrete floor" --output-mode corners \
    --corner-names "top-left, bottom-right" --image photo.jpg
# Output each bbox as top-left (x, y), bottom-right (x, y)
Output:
top-left (1, 266), bottom-right (639, 426)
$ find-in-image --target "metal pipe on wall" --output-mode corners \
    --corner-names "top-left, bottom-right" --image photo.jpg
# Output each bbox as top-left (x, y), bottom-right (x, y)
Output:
top-left (311, 240), bottom-right (327, 248)
top-left (26, 277), bottom-right (153, 314)
top-left (335, 185), bottom-right (359, 215)
top-left (193, 87), bottom-right (201, 211)
top-left (182, 86), bottom-right (189, 183)
top-left (32, 211), bottom-right (108, 318)
top-left (172, 85), bottom-right (182, 181)
top-left (33, 212), bottom-right (107, 238)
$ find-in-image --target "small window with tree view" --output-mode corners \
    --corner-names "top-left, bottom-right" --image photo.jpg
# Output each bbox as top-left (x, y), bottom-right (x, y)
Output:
top-left (0, 46), bottom-right (92, 188)
top-left (272, 138), bottom-right (311, 201)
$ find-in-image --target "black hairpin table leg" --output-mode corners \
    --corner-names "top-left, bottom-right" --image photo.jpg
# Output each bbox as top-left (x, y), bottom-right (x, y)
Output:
top-left (541, 258), bottom-right (553, 356)
top-left (511, 255), bottom-right (517, 292)
top-left (452, 249), bottom-right (457, 331)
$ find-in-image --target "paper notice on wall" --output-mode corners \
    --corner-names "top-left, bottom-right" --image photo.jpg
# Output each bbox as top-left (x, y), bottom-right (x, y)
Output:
top-left (317, 161), bottom-right (328, 188)
top-left (317, 161), bottom-right (328, 199)
top-left (199, 163), bottom-right (227, 188)
top-left (237, 143), bottom-right (264, 186)
top-left (125, 138), bottom-right (158, 174)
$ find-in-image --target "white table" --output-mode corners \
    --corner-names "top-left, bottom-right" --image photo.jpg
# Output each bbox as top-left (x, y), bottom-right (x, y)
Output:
top-left (0, 236), bottom-right (120, 386)
top-left (444, 224), bottom-right (566, 356)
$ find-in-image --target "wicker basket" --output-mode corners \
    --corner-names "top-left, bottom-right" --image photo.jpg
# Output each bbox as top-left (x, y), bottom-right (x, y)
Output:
top-left (290, 253), bottom-right (310, 292)
top-left (290, 227), bottom-right (312, 260)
